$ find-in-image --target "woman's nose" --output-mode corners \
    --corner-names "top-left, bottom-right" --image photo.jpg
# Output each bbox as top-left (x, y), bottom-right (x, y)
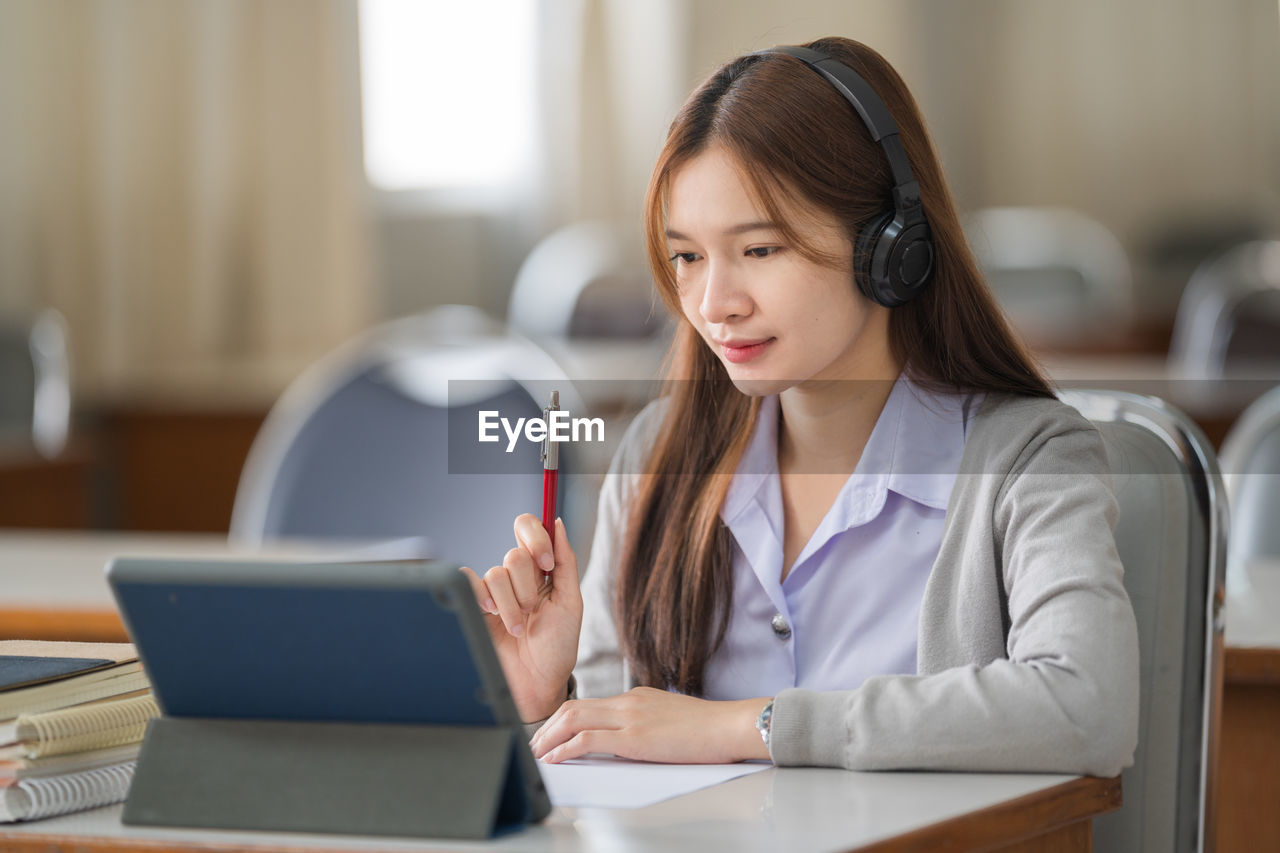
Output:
top-left (698, 260), bottom-right (752, 324)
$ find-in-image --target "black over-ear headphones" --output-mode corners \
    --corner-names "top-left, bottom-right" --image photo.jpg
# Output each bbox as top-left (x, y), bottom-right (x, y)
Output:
top-left (753, 45), bottom-right (935, 307)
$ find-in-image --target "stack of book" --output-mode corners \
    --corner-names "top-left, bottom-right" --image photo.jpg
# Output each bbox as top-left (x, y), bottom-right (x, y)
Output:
top-left (1, 640), bottom-right (156, 823)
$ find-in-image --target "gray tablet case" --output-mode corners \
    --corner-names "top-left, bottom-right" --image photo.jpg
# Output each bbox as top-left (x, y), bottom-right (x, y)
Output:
top-left (106, 558), bottom-right (551, 840)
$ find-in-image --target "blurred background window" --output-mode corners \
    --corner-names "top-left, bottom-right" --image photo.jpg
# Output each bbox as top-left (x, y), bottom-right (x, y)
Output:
top-left (1, 0), bottom-right (1277, 533)
top-left (358, 0), bottom-right (536, 192)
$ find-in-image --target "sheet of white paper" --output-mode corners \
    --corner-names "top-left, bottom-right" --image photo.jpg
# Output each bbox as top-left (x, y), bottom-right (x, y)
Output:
top-left (538, 755), bottom-right (771, 809)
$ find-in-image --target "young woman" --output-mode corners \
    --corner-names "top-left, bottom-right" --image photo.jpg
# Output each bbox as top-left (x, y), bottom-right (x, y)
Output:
top-left (462, 37), bottom-right (1139, 776)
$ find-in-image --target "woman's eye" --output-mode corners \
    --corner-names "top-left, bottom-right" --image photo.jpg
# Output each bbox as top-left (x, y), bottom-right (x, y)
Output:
top-left (669, 252), bottom-right (700, 265)
top-left (745, 246), bottom-right (781, 258)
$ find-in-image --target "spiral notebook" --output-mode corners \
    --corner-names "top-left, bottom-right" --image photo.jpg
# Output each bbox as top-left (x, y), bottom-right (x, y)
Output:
top-left (0, 694), bottom-right (159, 759)
top-left (0, 743), bottom-right (141, 784)
top-left (0, 762), bottom-right (135, 823)
top-left (0, 641), bottom-right (146, 720)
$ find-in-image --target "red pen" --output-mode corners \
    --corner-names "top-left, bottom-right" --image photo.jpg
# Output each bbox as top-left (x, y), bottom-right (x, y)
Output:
top-left (540, 390), bottom-right (560, 565)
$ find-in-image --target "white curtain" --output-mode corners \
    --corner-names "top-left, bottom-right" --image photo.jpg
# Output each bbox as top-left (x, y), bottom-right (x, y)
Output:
top-left (0, 0), bottom-right (372, 398)
top-left (523, 0), bottom-right (690, 242)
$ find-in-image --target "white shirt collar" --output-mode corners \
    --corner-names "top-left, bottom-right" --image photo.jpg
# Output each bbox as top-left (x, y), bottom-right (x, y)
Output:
top-left (722, 378), bottom-right (978, 526)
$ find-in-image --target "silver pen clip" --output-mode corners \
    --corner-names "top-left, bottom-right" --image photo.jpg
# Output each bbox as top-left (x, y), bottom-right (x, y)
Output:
top-left (542, 390), bottom-right (559, 470)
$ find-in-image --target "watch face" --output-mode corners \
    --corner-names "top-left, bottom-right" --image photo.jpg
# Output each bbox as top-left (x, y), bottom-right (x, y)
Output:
top-left (756, 700), bottom-right (774, 746)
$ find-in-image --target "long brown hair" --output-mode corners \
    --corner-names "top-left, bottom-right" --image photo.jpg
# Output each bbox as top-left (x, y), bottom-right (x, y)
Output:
top-left (618, 37), bottom-right (1052, 695)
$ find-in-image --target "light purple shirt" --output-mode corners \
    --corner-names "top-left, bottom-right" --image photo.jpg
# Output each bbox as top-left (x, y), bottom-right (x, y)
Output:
top-left (704, 379), bottom-right (981, 701)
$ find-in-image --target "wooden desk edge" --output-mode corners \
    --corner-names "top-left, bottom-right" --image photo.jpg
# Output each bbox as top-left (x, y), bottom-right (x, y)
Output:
top-left (1, 609), bottom-right (128, 643)
top-left (856, 774), bottom-right (1121, 853)
top-left (1224, 646), bottom-right (1280, 685)
top-left (0, 836), bottom-right (326, 853)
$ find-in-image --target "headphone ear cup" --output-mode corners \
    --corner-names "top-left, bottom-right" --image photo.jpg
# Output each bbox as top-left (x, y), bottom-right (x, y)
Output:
top-left (855, 212), bottom-right (935, 308)
top-left (854, 212), bottom-right (895, 306)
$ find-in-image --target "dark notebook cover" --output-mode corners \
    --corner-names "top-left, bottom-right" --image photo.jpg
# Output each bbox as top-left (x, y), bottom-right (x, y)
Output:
top-left (0, 657), bottom-right (114, 692)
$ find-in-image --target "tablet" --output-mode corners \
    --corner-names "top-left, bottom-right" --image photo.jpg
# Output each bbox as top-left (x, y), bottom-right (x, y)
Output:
top-left (106, 557), bottom-right (550, 824)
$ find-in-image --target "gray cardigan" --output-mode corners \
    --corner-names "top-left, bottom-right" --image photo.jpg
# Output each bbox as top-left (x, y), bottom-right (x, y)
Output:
top-left (574, 392), bottom-right (1140, 778)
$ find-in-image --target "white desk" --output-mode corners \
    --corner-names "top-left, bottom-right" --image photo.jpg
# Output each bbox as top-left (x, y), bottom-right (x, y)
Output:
top-left (2, 530), bottom-right (299, 609)
top-left (1225, 557), bottom-right (1280, 649)
top-left (0, 530), bottom-right (427, 641)
top-left (0, 769), bottom-right (1113, 853)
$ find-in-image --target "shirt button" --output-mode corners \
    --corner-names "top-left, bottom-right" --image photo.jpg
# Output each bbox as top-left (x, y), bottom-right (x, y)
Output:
top-left (771, 613), bottom-right (792, 640)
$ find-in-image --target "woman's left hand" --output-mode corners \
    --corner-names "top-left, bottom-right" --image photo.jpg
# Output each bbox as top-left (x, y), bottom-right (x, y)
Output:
top-left (529, 687), bottom-right (772, 764)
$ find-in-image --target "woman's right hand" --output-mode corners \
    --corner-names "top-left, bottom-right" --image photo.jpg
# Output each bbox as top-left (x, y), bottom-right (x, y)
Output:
top-left (460, 514), bottom-right (583, 723)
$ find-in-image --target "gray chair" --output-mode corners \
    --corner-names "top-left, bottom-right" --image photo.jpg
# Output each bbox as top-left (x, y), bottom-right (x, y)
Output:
top-left (230, 306), bottom-right (581, 572)
top-left (1169, 240), bottom-right (1280, 378)
top-left (1058, 389), bottom-right (1227, 853)
top-left (508, 220), bottom-right (667, 339)
top-left (963, 207), bottom-right (1133, 345)
top-left (0, 309), bottom-right (71, 458)
top-left (1219, 384), bottom-right (1280, 587)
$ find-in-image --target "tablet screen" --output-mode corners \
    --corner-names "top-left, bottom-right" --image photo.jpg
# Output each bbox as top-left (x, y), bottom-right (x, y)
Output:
top-left (107, 559), bottom-right (513, 728)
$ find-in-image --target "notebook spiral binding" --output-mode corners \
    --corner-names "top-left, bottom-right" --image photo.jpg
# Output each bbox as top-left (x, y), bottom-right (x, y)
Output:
top-left (20, 695), bottom-right (159, 758)
top-left (12, 762), bottom-right (136, 821)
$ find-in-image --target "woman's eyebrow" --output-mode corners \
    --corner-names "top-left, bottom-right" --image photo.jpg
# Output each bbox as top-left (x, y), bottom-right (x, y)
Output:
top-left (665, 221), bottom-right (781, 240)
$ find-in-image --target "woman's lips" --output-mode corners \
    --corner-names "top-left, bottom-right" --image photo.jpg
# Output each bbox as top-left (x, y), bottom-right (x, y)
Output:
top-left (719, 337), bottom-right (774, 364)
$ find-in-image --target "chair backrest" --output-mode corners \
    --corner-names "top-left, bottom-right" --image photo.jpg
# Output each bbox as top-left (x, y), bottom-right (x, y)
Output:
top-left (1169, 240), bottom-right (1280, 378)
top-left (1058, 389), bottom-right (1227, 853)
top-left (0, 309), bottom-right (71, 458)
top-left (1219, 384), bottom-right (1280, 586)
top-left (508, 220), bottom-right (665, 339)
top-left (963, 207), bottom-right (1132, 344)
top-left (230, 306), bottom-right (580, 572)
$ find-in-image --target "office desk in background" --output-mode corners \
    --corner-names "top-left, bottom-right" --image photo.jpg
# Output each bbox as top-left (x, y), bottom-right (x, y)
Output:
top-left (1041, 353), bottom-right (1277, 448)
top-left (0, 530), bottom-right (398, 641)
top-left (3, 345), bottom-right (1271, 535)
top-left (0, 531), bottom-right (1121, 852)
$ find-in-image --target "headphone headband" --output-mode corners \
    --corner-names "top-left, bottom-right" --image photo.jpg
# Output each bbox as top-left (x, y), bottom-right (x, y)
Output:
top-left (750, 44), bottom-right (935, 306)
top-left (752, 45), bottom-right (923, 226)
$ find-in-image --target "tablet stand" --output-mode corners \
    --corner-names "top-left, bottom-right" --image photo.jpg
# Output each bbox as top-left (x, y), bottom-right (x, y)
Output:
top-left (123, 717), bottom-right (536, 839)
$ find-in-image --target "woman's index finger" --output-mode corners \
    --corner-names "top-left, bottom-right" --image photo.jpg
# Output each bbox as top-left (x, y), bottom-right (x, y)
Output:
top-left (513, 512), bottom-right (555, 572)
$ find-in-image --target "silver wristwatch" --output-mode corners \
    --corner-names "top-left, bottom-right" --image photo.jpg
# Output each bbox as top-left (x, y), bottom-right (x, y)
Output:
top-left (755, 699), bottom-right (775, 749)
